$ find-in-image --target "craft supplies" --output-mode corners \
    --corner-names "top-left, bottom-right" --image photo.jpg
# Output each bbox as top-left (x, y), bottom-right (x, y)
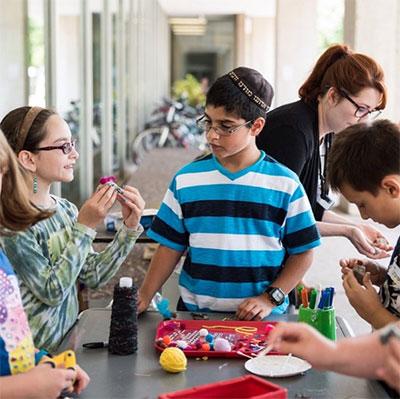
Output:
top-left (159, 347), bottom-right (187, 373)
top-left (298, 285), bottom-right (336, 340)
top-left (152, 292), bottom-right (176, 320)
top-left (82, 341), bottom-right (108, 349)
top-left (213, 337), bottom-right (232, 352)
top-left (108, 277), bottom-right (138, 355)
top-left (154, 320), bottom-right (278, 358)
top-left (255, 344), bottom-right (273, 358)
top-left (245, 355), bottom-right (311, 378)
top-left (203, 325), bottom-right (258, 336)
top-left (353, 264), bottom-right (366, 284)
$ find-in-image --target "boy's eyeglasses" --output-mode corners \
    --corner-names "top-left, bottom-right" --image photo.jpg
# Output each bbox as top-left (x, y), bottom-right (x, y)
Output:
top-left (338, 88), bottom-right (382, 120)
top-left (196, 116), bottom-right (254, 136)
top-left (34, 139), bottom-right (77, 155)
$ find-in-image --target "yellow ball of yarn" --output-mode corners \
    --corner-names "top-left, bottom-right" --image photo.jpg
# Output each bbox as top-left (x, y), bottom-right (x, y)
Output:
top-left (159, 347), bottom-right (187, 373)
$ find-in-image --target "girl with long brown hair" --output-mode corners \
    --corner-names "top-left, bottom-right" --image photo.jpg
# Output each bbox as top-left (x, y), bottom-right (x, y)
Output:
top-left (0, 106), bottom-right (145, 353)
top-left (0, 130), bottom-right (89, 398)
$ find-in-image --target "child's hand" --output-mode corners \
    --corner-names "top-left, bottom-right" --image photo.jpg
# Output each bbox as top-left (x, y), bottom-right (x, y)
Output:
top-left (137, 290), bottom-right (151, 314)
top-left (72, 364), bottom-right (90, 394)
top-left (236, 294), bottom-right (274, 321)
top-left (340, 258), bottom-right (386, 286)
top-left (117, 185), bottom-right (145, 229)
top-left (342, 271), bottom-right (383, 324)
top-left (78, 185), bottom-right (117, 229)
top-left (267, 322), bottom-right (336, 368)
top-left (27, 364), bottom-right (76, 399)
top-left (376, 335), bottom-right (400, 392)
top-left (353, 224), bottom-right (392, 259)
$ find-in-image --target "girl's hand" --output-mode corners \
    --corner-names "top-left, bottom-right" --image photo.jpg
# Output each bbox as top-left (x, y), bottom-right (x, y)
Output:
top-left (117, 185), bottom-right (145, 229)
top-left (72, 364), bottom-right (90, 394)
top-left (267, 322), bottom-right (336, 368)
top-left (77, 185), bottom-right (117, 229)
top-left (376, 336), bottom-right (400, 393)
top-left (27, 364), bottom-right (76, 399)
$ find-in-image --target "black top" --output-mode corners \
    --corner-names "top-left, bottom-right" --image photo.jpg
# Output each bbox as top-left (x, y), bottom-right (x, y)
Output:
top-left (257, 99), bottom-right (332, 221)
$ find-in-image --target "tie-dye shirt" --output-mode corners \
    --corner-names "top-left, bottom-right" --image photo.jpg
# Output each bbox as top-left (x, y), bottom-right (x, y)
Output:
top-left (0, 249), bottom-right (36, 376)
top-left (1, 196), bottom-right (142, 352)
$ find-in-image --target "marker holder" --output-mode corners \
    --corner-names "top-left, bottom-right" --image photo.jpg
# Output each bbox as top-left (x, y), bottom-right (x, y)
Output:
top-left (298, 305), bottom-right (336, 340)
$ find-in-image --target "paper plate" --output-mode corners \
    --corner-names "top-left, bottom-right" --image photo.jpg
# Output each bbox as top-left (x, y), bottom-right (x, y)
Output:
top-left (244, 355), bottom-right (311, 378)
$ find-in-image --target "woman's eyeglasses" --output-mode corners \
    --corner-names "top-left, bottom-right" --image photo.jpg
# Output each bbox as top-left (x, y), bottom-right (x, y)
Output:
top-left (34, 139), bottom-right (77, 155)
top-left (338, 88), bottom-right (382, 120)
top-left (196, 116), bottom-right (253, 136)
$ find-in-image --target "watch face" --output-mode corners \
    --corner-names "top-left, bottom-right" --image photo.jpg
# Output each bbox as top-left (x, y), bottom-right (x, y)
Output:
top-left (272, 289), bottom-right (284, 302)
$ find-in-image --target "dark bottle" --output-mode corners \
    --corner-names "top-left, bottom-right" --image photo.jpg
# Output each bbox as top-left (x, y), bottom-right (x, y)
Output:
top-left (108, 277), bottom-right (138, 355)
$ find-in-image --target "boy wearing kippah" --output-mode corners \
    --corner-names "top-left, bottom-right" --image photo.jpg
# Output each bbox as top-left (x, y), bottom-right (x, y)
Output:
top-left (138, 67), bottom-right (321, 320)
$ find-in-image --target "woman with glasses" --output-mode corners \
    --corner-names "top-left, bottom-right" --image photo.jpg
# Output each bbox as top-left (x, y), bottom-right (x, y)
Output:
top-left (0, 106), bottom-right (145, 352)
top-left (257, 44), bottom-right (391, 260)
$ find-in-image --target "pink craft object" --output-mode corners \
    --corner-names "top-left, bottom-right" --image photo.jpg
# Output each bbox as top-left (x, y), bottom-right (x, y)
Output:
top-left (99, 175), bottom-right (117, 184)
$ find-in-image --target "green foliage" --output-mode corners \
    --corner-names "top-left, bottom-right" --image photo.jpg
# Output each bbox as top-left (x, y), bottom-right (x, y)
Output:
top-left (27, 18), bottom-right (44, 67)
top-left (317, 0), bottom-right (344, 52)
top-left (172, 74), bottom-right (205, 107)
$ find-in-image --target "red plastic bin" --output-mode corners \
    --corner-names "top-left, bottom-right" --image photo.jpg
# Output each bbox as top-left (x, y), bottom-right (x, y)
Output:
top-left (158, 375), bottom-right (288, 399)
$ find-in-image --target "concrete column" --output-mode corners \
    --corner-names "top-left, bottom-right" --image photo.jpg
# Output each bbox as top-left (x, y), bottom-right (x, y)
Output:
top-left (344, 0), bottom-right (400, 121)
top-left (0, 0), bottom-right (26, 118)
top-left (274, 0), bottom-right (319, 106)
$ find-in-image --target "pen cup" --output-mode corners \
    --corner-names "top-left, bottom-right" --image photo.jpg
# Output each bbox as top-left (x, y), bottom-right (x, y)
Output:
top-left (298, 305), bottom-right (336, 340)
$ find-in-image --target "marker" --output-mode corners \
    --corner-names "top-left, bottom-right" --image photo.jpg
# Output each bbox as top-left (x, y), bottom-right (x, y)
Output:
top-left (83, 341), bottom-right (109, 349)
top-left (327, 287), bottom-right (335, 307)
top-left (301, 287), bottom-right (309, 308)
top-left (318, 289), bottom-right (327, 309)
top-left (309, 288), bottom-right (317, 309)
top-left (315, 285), bottom-right (322, 309)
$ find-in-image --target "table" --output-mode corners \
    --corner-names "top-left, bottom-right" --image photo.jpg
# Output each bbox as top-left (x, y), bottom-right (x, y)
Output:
top-left (59, 309), bottom-right (391, 399)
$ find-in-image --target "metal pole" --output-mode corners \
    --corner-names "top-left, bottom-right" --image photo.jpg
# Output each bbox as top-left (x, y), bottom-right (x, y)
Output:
top-left (79, 0), bottom-right (94, 200)
top-left (101, 0), bottom-right (113, 176)
top-left (44, 0), bottom-right (61, 196)
top-left (116, 0), bottom-right (127, 175)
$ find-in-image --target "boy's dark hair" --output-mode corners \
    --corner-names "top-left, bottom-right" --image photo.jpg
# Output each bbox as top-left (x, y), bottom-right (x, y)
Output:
top-left (206, 67), bottom-right (274, 121)
top-left (328, 119), bottom-right (400, 195)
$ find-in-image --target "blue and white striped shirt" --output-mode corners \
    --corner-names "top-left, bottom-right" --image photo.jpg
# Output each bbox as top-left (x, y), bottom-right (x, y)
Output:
top-left (148, 151), bottom-right (321, 313)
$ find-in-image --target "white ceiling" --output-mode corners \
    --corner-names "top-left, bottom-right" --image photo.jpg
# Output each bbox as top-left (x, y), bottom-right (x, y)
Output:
top-left (158, 0), bottom-right (276, 18)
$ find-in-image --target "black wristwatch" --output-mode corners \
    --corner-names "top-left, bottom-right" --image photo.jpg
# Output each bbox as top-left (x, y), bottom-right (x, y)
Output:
top-left (264, 286), bottom-right (285, 306)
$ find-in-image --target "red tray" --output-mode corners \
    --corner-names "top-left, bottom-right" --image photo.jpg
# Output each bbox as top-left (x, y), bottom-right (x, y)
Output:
top-left (158, 375), bottom-right (288, 399)
top-left (154, 319), bottom-right (279, 358)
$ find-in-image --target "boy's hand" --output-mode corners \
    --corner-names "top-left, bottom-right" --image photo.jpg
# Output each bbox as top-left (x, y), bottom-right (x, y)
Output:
top-left (137, 290), bottom-right (151, 314)
top-left (236, 294), bottom-right (274, 320)
top-left (267, 322), bottom-right (336, 368)
top-left (340, 258), bottom-right (387, 286)
top-left (342, 270), bottom-right (383, 323)
top-left (117, 185), bottom-right (145, 229)
top-left (376, 336), bottom-right (400, 393)
top-left (77, 185), bottom-right (117, 229)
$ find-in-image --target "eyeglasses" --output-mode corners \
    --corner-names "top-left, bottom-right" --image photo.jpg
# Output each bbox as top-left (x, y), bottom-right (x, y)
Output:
top-left (196, 116), bottom-right (254, 136)
top-left (338, 88), bottom-right (382, 120)
top-left (34, 139), bottom-right (77, 155)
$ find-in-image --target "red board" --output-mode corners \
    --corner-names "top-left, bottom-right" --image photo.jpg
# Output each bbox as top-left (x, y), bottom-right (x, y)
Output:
top-left (154, 319), bottom-right (279, 358)
top-left (158, 375), bottom-right (288, 399)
